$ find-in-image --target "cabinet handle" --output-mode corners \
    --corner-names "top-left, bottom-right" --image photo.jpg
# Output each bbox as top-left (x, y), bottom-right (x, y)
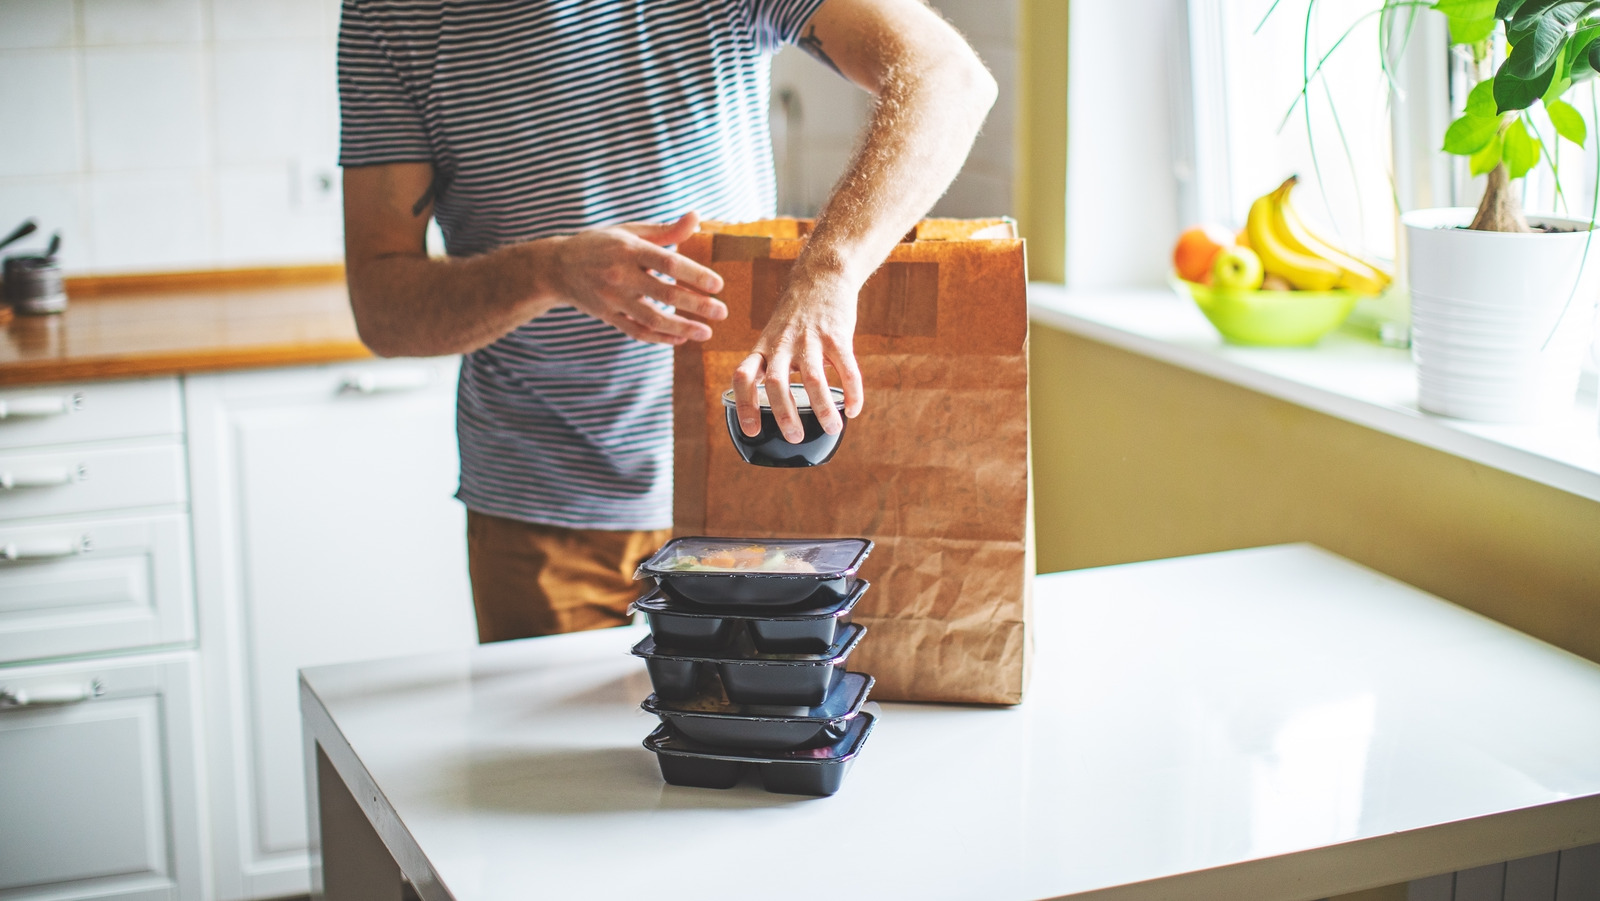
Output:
top-left (338, 369), bottom-right (433, 396)
top-left (0, 679), bottom-right (103, 708)
top-left (1, 535), bottom-right (88, 561)
top-left (0, 465), bottom-right (82, 490)
top-left (0, 393), bottom-right (81, 420)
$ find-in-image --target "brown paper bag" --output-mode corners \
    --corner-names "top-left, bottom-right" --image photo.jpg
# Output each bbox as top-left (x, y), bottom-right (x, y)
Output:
top-left (673, 218), bottom-right (1032, 705)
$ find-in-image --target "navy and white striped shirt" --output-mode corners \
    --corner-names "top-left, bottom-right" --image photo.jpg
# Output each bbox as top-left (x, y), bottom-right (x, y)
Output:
top-left (338, 0), bottom-right (825, 529)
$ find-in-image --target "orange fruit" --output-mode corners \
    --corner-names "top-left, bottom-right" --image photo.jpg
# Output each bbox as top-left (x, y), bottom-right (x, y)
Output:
top-left (1173, 225), bottom-right (1234, 283)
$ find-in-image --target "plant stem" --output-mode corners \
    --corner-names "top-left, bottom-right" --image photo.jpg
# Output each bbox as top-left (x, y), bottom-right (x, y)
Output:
top-left (1469, 162), bottom-right (1533, 232)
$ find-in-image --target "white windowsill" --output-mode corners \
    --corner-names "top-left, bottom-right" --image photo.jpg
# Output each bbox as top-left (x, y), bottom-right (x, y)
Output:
top-left (1027, 283), bottom-right (1600, 503)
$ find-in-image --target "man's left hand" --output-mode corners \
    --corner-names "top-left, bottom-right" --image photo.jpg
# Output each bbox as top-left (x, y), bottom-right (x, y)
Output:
top-left (730, 272), bottom-right (864, 442)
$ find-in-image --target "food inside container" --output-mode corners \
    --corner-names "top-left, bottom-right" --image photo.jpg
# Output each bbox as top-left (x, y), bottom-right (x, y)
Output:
top-left (630, 624), bottom-right (865, 706)
top-left (630, 579), bottom-right (868, 653)
top-left (643, 671), bottom-right (874, 751)
top-left (643, 710), bottom-right (876, 796)
top-left (637, 536), bottom-right (873, 607)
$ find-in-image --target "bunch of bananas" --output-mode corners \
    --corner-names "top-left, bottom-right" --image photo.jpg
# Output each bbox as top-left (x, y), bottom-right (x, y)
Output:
top-left (1245, 176), bottom-right (1391, 295)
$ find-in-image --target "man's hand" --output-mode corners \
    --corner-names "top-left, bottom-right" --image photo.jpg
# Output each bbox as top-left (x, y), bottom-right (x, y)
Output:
top-left (549, 212), bottom-right (727, 346)
top-left (731, 267), bottom-right (863, 441)
top-left (729, 0), bottom-right (996, 441)
top-left (343, 159), bottom-right (727, 358)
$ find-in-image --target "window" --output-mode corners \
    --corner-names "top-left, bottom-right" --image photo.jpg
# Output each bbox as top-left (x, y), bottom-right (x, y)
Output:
top-left (1183, 0), bottom-right (1600, 267)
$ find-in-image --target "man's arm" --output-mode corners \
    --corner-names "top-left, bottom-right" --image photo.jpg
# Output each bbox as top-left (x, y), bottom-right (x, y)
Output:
top-left (342, 163), bottom-right (727, 357)
top-left (730, 0), bottom-right (997, 440)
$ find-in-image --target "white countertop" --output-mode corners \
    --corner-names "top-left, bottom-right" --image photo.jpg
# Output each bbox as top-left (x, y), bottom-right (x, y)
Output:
top-left (1027, 284), bottom-right (1600, 502)
top-left (301, 545), bottom-right (1600, 901)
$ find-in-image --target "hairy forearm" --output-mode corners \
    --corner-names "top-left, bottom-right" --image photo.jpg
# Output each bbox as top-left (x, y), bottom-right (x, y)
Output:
top-left (796, 50), bottom-right (997, 290)
top-left (347, 241), bottom-right (558, 358)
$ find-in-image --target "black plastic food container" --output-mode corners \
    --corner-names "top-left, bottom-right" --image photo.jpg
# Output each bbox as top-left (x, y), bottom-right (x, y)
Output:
top-left (644, 711), bottom-right (876, 796)
top-left (643, 671), bottom-right (874, 751)
top-left (631, 624), bottom-right (865, 705)
top-left (631, 580), bottom-right (868, 653)
top-left (723, 385), bottom-right (846, 468)
top-left (636, 536), bottom-right (873, 608)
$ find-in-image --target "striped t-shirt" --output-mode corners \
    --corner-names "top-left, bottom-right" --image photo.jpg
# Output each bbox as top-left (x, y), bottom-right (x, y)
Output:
top-left (338, 0), bottom-right (825, 529)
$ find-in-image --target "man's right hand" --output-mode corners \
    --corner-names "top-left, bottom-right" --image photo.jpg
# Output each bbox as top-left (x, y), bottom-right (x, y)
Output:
top-left (548, 211), bottom-right (727, 346)
top-left (344, 160), bottom-right (728, 357)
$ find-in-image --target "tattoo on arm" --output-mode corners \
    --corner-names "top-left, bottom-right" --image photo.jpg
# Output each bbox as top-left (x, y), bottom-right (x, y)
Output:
top-left (410, 170), bottom-right (451, 217)
top-left (797, 25), bottom-right (841, 76)
top-left (410, 179), bottom-right (436, 218)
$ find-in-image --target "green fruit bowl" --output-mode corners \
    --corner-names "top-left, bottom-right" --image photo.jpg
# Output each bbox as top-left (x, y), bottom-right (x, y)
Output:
top-left (1171, 277), bottom-right (1360, 347)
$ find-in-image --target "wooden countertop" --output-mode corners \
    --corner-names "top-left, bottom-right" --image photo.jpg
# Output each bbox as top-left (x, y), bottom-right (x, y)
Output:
top-left (0, 266), bottom-right (371, 386)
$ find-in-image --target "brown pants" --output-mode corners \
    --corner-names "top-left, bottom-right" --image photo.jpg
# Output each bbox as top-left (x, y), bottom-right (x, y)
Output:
top-left (466, 510), bottom-right (671, 643)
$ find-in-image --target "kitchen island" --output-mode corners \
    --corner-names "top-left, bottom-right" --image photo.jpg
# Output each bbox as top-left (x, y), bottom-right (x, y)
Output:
top-left (300, 544), bottom-right (1600, 901)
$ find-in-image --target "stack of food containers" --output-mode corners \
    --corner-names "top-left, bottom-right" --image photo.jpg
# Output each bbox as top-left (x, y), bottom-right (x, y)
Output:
top-left (630, 536), bottom-right (876, 796)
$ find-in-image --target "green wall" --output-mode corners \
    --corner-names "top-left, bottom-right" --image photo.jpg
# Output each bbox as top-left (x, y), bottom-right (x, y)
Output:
top-left (1029, 323), bottom-right (1600, 667)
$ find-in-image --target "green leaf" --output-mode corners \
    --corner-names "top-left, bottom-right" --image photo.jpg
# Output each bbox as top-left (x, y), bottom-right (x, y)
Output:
top-left (1465, 79), bottom-right (1498, 117)
top-left (1502, 118), bottom-right (1541, 177)
top-left (1506, 0), bottom-right (1583, 44)
top-left (1547, 97), bottom-right (1588, 145)
top-left (1496, 0), bottom-right (1530, 16)
top-left (1543, 74), bottom-right (1572, 105)
top-left (1470, 133), bottom-right (1504, 176)
top-left (1447, 16), bottom-right (1497, 42)
top-left (1573, 43), bottom-right (1600, 82)
top-left (1443, 112), bottom-right (1503, 153)
top-left (1436, 0), bottom-right (1498, 40)
top-left (1501, 5), bottom-right (1585, 83)
top-left (1562, 23), bottom-right (1600, 67)
top-left (1494, 63), bottom-right (1558, 112)
top-left (1435, 0), bottom-right (1495, 15)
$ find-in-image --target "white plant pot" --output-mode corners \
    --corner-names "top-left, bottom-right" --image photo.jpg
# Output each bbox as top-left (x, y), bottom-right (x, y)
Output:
top-left (1404, 208), bottom-right (1600, 423)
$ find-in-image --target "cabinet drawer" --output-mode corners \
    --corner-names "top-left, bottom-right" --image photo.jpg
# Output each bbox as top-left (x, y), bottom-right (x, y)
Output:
top-left (0, 514), bottom-right (194, 664)
top-left (0, 443), bottom-right (186, 521)
top-left (0, 653), bottom-right (203, 901)
top-left (0, 378), bottom-right (183, 451)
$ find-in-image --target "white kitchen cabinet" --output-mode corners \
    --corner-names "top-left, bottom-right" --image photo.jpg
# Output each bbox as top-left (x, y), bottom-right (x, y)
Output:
top-left (0, 378), bottom-right (184, 451)
top-left (0, 652), bottom-right (205, 901)
top-left (186, 357), bottom-right (477, 901)
top-left (0, 443), bottom-right (189, 527)
top-left (0, 513), bottom-right (195, 665)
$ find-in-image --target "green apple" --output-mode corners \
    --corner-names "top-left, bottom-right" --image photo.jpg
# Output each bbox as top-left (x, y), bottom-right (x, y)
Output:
top-left (1212, 245), bottom-right (1264, 290)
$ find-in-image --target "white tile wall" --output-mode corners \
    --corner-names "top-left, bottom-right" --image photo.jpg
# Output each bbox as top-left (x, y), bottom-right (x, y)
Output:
top-left (0, 0), bottom-right (344, 274)
top-left (0, 51), bottom-right (82, 177)
top-left (81, 0), bottom-right (203, 45)
top-left (211, 0), bottom-right (323, 41)
top-left (0, 0), bottom-right (77, 50)
top-left (213, 41), bottom-right (335, 164)
top-left (89, 169), bottom-right (212, 270)
top-left (83, 47), bottom-right (208, 170)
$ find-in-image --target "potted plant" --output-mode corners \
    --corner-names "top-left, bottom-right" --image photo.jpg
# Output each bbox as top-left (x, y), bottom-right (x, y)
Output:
top-left (1398, 0), bottom-right (1600, 422)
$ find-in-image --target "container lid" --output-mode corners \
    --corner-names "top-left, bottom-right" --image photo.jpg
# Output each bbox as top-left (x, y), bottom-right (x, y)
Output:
top-left (631, 622), bottom-right (866, 665)
top-left (720, 384), bottom-right (845, 411)
top-left (636, 536), bottom-right (872, 581)
top-left (644, 711), bottom-right (875, 763)
top-left (631, 578), bottom-right (869, 621)
top-left (643, 672), bottom-right (874, 723)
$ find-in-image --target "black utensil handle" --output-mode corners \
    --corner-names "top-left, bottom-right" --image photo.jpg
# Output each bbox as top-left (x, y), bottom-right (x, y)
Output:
top-left (0, 218), bottom-right (38, 253)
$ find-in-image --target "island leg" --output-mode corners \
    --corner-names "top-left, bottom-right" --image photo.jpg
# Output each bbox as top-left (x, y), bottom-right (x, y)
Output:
top-left (307, 741), bottom-right (405, 901)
